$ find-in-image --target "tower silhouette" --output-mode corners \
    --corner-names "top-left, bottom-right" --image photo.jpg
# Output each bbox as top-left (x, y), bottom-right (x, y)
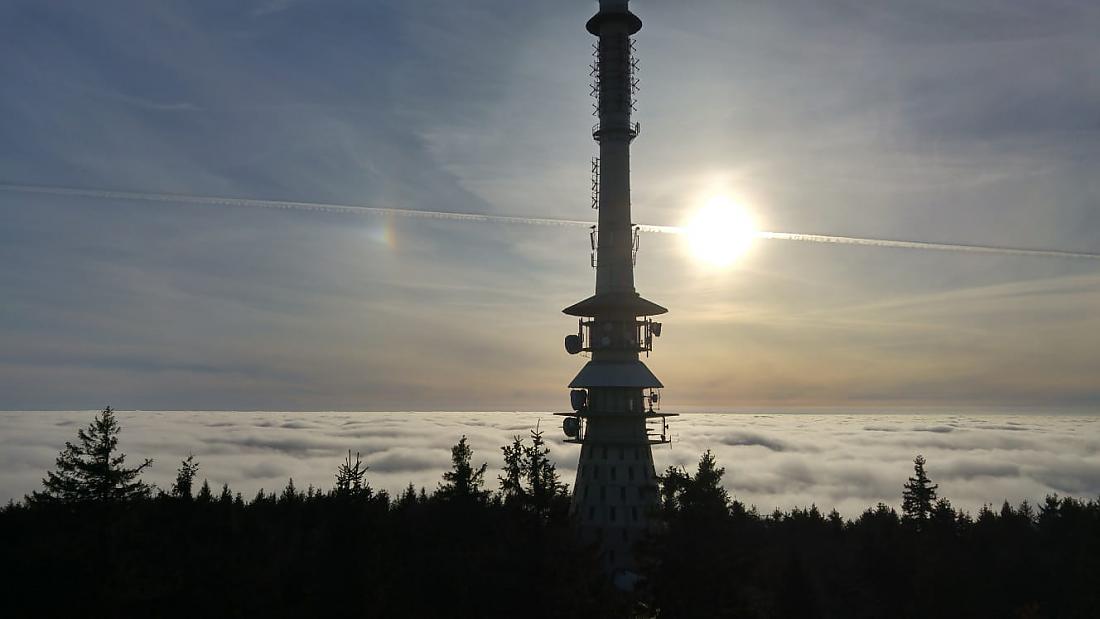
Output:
top-left (559, 0), bottom-right (674, 577)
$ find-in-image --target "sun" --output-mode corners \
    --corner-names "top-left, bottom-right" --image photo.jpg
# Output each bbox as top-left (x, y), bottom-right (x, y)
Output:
top-left (683, 196), bottom-right (758, 267)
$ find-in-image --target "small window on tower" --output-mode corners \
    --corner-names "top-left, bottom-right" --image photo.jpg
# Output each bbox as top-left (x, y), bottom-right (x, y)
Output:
top-left (588, 506), bottom-right (595, 520)
top-left (628, 466), bottom-right (634, 481)
top-left (620, 486), bottom-right (626, 501)
top-left (601, 446), bottom-right (608, 460)
top-left (609, 507), bottom-right (617, 522)
top-left (632, 506), bottom-right (638, 521)
top-left (611, 466), bottom-right (617, 480)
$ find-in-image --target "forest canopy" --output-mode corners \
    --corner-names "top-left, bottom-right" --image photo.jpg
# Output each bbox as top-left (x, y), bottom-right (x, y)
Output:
top-left (2, 407), bottom-right (1097, 618)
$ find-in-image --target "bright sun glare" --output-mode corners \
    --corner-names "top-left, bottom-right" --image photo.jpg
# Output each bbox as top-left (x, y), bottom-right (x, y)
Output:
top-left (684, 196), bottom-right (758, 267)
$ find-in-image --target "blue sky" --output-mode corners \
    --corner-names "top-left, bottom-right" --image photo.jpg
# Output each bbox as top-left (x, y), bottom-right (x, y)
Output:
top-left (2, 0), bottom-right (1099, 410)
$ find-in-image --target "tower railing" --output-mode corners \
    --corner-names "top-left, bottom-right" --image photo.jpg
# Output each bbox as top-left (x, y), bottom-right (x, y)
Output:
top-left (591, 121), bottom-right (640, 143)
top-left (570, 317), bottom-right (663, 355)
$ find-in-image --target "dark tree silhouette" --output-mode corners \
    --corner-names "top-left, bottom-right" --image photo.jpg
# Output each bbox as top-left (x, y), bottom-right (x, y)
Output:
top-left (437, 435), bottom-right (488, 502)
top-left (643, 450), bottom-right (750, 618)
top-left (280, 478), bottom-right (300, 503)
top-left (6, 416), bottom-right (1100, 618)
top-left (334, 450), bottom-right (370, 497)
top-left (499, 428), bottom-right (569, 517)
top-left (902, 454), bottom-right (938, 525)
top-left (499, 435), bottom-right (526, 503)
top-left (171, 454), bottom-right (200, 499)
top-left (218, 483), bottom-right (232, 504)
top-left (395, 482), bottom-right (419, 509)
top-left (659, 450), bottom-right (730, 519)
top-left (31, 406), bottom-right (152, 504)
top-left (196, 479), bottom-right (213, 503)
top-left (928, 497), bottom-right (957, 531)
top-left (524, 428), bottom-right (568, 514)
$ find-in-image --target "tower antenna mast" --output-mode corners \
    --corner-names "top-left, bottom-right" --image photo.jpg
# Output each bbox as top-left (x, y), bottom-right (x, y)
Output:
top-left (559, 0), bottom-right (675, 577)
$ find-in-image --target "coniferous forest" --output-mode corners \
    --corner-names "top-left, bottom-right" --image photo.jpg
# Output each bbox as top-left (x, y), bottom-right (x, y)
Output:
top-left (2, 408), bottom-right (1098, 618)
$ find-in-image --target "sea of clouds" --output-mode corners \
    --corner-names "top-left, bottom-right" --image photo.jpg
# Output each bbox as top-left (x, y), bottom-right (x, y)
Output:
top-left (1, 411), bottom-right (1097, 516)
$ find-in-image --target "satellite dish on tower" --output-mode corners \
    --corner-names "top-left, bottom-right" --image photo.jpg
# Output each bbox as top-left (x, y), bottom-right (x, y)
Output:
top-left (570, 389), bottom-right (588, 412)
top-left (563, 417), bottom-right (581, 438)
top-left (565, 334), bottom-right (583, 354)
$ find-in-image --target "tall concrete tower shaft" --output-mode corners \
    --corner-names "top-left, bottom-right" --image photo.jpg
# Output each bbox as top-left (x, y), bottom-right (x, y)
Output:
top-left (560, 0), bottom-right (674, 575)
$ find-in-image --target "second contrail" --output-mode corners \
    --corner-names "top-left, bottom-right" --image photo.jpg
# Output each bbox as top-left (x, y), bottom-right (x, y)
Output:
top-left (3, 182), bottom-right (1099, 262)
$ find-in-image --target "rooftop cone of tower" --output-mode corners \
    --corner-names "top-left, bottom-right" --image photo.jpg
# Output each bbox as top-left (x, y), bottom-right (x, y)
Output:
top-left (559, 0), bottom-right (676, 579)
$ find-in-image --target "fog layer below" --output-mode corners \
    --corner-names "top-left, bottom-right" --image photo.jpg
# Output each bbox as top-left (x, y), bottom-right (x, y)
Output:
top-left (2, 411), bottom-right (1096, 515)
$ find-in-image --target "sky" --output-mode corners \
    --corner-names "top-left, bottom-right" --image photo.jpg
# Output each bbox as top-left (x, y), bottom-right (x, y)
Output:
top-left (2, 411), bottom-right (1098, 515)
top-left (1, 0), bottom-right (1099, 411)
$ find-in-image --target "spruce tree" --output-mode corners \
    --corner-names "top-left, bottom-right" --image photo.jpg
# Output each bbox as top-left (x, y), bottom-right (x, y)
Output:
top-left (397, 482), bottom-right (418, 509)
top-left (902, 454), bottom-right (938, 524)
top-left (196, 479), bottom-right (213, 503)
top-left (334, 450), bottom-right (370, 497)
top-left (499, 436), bottom-right (526, 505)
top-left (33, 406), bottom-right (153, 504)
top-left (683, 450), bottom-right (730, 516)
top-left (172, 454), bottom-right (200, 499)
top-left (657, 465), bottom-right (691, 516)
top-left (524, 427), bottom-right (567, 516)
top-left (218, 483), bottom-right (233, 504)
top-left (280, 478), bottom-right (300, 504)
top-left (497, 428), bottom-right (568, 516)
top-left (657, 451), bottom-right (730, 519)
top-left (438, 435), bottom-right (488, 502)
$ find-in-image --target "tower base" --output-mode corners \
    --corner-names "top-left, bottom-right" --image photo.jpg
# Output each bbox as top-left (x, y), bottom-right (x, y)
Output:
top-left (570, 430), bottom-right (659, 574)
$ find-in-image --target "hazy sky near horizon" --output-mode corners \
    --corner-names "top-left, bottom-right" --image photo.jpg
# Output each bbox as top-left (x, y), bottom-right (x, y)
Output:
top-left (2, 0), bottom-right (1099, 411)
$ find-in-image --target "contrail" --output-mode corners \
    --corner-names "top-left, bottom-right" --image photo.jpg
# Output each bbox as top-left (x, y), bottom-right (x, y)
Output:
top-left (756, 231), bottom-right (1100, 261)
top-left (0, 182), bottom-right (594, 229)
top-left (3, 182), bottom-right (1099, 262)
top-left (638, 224), bottom-right (1100, 261)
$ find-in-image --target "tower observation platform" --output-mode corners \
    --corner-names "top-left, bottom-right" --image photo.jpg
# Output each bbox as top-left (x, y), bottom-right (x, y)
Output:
top-left (560, 0), bottom-right (673, 577)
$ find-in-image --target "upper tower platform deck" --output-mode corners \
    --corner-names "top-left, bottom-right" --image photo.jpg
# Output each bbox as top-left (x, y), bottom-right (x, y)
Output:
top-left (563, 291), bottom-right (667, 318)
top-left (586, 1), bottom-right (642, 35)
